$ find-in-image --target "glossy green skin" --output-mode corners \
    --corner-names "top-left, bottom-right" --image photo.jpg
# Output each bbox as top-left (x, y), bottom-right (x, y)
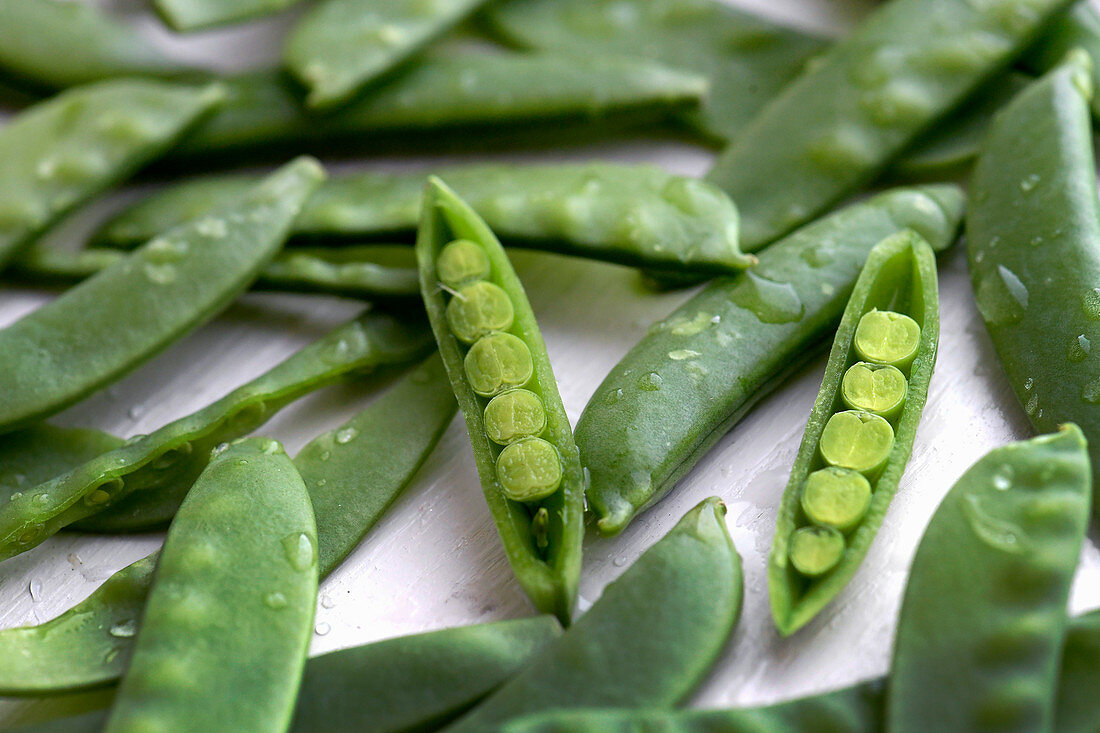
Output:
top-left (705, 0), bottom-right (1073, 251)
top-left (0, 424), bottom-right (126, 496)
top-left (95, 162), bottom-right (747, 274)
top-left (104, 438), bottom-right (318, 733)
top-left (417, 179), bottom-right (584, 624)
top-left (0, 310), bottom-right (431, 557)
top-left (769, 232), bottom-right (939, 635)
top-left (167, 54), bottom-right (705, 163)
top-left (155, 0), bottom-right (305, 32)
top-left (576, 185), bottom-right (965, 536)
top-left (10, 242), bottom-right (421, 301)
top-left (0, 0), bottom-right (193, 90)
top-left (888, 427), bottom-right (1091, 732)
top-left (0, 355), bottom-right (453, 696)
top-left (0, 157), bottom-right (323, 434)
top-left (966, 53), bottom-right (1100, 513)
top-left (445, 497), bottom-right (742, 732)
top-left (0, 79), bottom-right (223, 270)
top-left (285, 0), bottom-right (492, 109)
top-left (1023, 2), bottom-right (1100, 119)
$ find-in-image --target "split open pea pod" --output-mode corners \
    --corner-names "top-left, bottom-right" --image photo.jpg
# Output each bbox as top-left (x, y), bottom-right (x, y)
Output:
top-left (768, 230), bottom-right (939, 635)
top-left (416, 177), bottom-right (583, 623)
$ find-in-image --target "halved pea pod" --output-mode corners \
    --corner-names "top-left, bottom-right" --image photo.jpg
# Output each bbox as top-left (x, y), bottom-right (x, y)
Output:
top-left (769, 230), bottom-right (939, 635)
top-left (416, 178), bottom-right (584, 623)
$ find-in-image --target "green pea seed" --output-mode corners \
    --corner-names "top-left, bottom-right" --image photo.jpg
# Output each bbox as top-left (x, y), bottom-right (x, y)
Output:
top-left (841, 362), bottom-right (908, 421)
top-left (437, 239), bottom-right (491, 289)
top-left (484, 389), bottom-right (547, 445)
top-left (788, 525), bottom-right (845, 577)
top-left (464, 332), bottom-right (534, 397)
top-left (854, 309), bottom-right (921, 370)
top-left (446, 281), bottom-right (515, 345)
top-left (800, 467), bottom-right (872, 533)
top-left (496, 438), bottom-right (562, 503)
top-left (819, 410), bottom-right (894, 475)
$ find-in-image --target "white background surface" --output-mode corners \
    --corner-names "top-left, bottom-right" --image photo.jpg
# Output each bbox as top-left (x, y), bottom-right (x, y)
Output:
top-left (3, 0), bottom-right (1100, 726)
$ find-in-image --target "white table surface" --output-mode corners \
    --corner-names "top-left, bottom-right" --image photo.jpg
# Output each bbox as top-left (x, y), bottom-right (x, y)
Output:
top-left (3, 0), bottom-right (1100, 726)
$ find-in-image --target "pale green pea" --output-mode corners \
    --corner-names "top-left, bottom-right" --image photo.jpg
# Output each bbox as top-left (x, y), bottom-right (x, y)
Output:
top-left (437, 239), bottom-right (491, 289)
top-left (819, 410), bottom-right (894, 475)
top-left (854, 309), bottom-right (921, 370)
top-left (446, 281), bottom-right (515, 345)
top-left (788, 526), bottom-right (845, 577)
top-left (484, 390), bottom-right (547, 445)
top-left (800, 467), bottom-right (872, 533)
top-left (496, 438), bottom-right (563, 503)
top-left (464, 333), bottom-right (534, 397)
top-left (841, 362), bottom-right (908, 420)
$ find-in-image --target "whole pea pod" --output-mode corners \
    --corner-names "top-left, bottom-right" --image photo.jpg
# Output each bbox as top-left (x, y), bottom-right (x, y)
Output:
top-left (104, 438), bottom-right (318, 733)
top-left (155, 0), bottom-right (305, 32)
top-left (576, 184), bottom-right (964, 536)
top-left (705, 0), bottom-right (1074, 250)
top-left (769, 231), bottom-right (939, 635)
top-left (0, 157), bottom-right (324, 433)
top-left (416, 177), bottom-right (584, 623)
top-left (444, 497), bottom-right (742, 732)
top-left (96, 162), bottom-right (749, 275)
top-left (888, 426), bottom-right (1091, 732)
top-left (0, 79), bottom-right (224, 269)
top-left (966, 51), bottom-right (1100, 510)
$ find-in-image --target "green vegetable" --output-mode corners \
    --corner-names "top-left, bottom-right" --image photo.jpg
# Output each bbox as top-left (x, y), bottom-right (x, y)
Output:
top-left (155, 0), bottom-right (305, 32)
top-left (769, 232), bottom-right (939, 635)
top-left (284, 0), bottom-right (493, 109)
top-left (104, 438), bottom-right (317, 733)
top-left (705, 0), bottom-right (1074, 250)
top-left (841, 362), bottom-right (907, 420)
top-left (887, 426), bottom-right (1091, 732)
top-left (575, 185), bottom-right (964, 537)
top-left (417, 178), bottom-right (583, 623)
top-left (1056, 608), bottom-right (1100, 733)
top-left (444, 497), bottom-right (743, 732)
top-left (966, 51), bottom-right (1100, 511)
top-left (0, 79), bottom-right (223, 270)
top-left (1022, 2), bottom-right (1100, 119)
top-left (799, 467), bottom-right (872, 533)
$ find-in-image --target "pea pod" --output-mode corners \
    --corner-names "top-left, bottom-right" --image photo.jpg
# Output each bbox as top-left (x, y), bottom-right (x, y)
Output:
top-left (0, 79), bottom-right (224, 270)
top-left (284, 0), bottom-right (493, 109)
top-left (576, 184), bottom-right (964, 537)
top-left (0, 356), bottom-right (454, 695)
top-left (444, 497), bottom-right (742, 732)
top-left (154, 0), bottom-right (305, 32)
top-left (104, 438), bottom-right (318, 733)
top-left (96, 163), bottom-right (749, 274)
top-left (888, 426), bottom-right (1091, 732)
top-left (416, 177), bottom-right (583, 623)
top-left (704, 0), bottom-right (1073, 250)
top-left (966, 52), bottom-right (1100, 509)
top-left (769, 231), bottom-right (939, 635)
top-left (1023, 2), bottom-right (1100, 119)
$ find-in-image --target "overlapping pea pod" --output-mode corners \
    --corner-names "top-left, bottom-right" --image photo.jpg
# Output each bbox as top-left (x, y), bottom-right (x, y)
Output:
top-left (769, 230), bottom-right (939, 635)
top-left (0, 157), bottom-right (326, 433)
top-left (575, 184), bottom-right (965, 537)
top-left (0, 309), bottom-right (433, 558)
top-left (95, 162), bottom-right (751, 276)
top-left (0, 355), bottom-right (456, 696)
top-left (154, 0), bottom-right (305, 32)
top-left (416, 177), bottom-right (584, 623)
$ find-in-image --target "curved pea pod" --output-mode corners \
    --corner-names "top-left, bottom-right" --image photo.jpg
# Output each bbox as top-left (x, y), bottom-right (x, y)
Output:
top-left (0, 79), bottom-right (224, 270)
top-left (0, 157), bottom-right (324, 433)
top-left (416, 177), bottom-right (584, 623)
top-left (104, 438), bottom-right (318, 733)
top-left (444, 497), bottom-right (742, 732)
top-left (768, 231), bottom-right (939, 635)
top-left (887, 426), bottom-right (1091, 732)
top-left (155, 0), bottom-right (305, 32)
top-left (966, 52), bottom-right (1100, 511)
top-left (95, 162), bottom-right (749, 275)
top-left (0, 0), bottom-right (195, 90)
top-left (576, 184), bottom-right (965, 537)
top-left (705, 0), bottom-right (1073, 251)
top-left (1023, 2), bottom-right (1100, 120)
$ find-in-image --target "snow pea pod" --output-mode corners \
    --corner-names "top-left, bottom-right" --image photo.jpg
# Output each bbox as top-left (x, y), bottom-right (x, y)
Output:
top-left (0, 157), bottom-right (324, 434)
top-left (0, 356), bottom-right (453, 695)
top-left (576, 184), bottom-right (965, 537)
top-left (705, 0), bottom-right (1073, 251)
top-left (285, 0), bottom-right (493, 109)
top-left (888, 426), bottom-right (1091, 733)
top-left (444, 497), bottom-right (742, 732)
top-left (95, 163), bottom-right (748, 274)
top-left (769, 231), bottom-right (939, 635)
top-left (104, 438), bottom-right (318, 733)
top-left (417, 178), bottom-right (584, 623)
top-left (966, 52), bottom-right (1100, 511)
top-left (0, 79), bottom-right (224, 270)
top-left (155, 0), bottom-right (305, 32)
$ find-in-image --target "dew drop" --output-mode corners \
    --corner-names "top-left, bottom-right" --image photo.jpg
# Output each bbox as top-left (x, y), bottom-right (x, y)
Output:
top-left (282, 532), bottom-right (317, 572)
top-left (1019, 173), bottom-right (1041, 192)
top-left (143, 263), bottom-right (177, 284)
top-left (315, 621), bottom-right (332, 636)
top-left (320, 594), bottom-right (336, 609)
top-left (963, 494), bottom-right (1026, 553)
top-left (974, 265), bottom-right (1028, 325)
top-left (335, 427), bottom-right (359, 444)
top-left (1084, 289), bottom-right (1100, 320)
top-left (195, 218), bottom-right (227, 239)
top-left (110, 619), bottom-right (137, 638)
top-left (638, 372), bottom-right (663, 391)
top-left (1082, 377), bottom-right (1100, 405)
top-left (668, 349), bottom-right (701, 361)
top-left (992, 465), bottom-right (1014, 491)
top-left (127, 404), bottom-right (146, 421)
top-left (731, 271), bottom-right (804, 324)
top-left (603, 388), bottom-right (623, 405)
top-left (28, 579), bottom-right (43, 602)
top-left (1069, 335), bottom-right (1091, 363)
top-left (265, 592), bottom-right (288, 610)
top-left (32, 492), bottom-right (50, 507)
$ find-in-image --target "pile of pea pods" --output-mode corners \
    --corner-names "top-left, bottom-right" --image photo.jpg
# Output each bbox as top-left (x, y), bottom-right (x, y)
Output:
top-left (2, 0), bottom-right (1100, 730)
